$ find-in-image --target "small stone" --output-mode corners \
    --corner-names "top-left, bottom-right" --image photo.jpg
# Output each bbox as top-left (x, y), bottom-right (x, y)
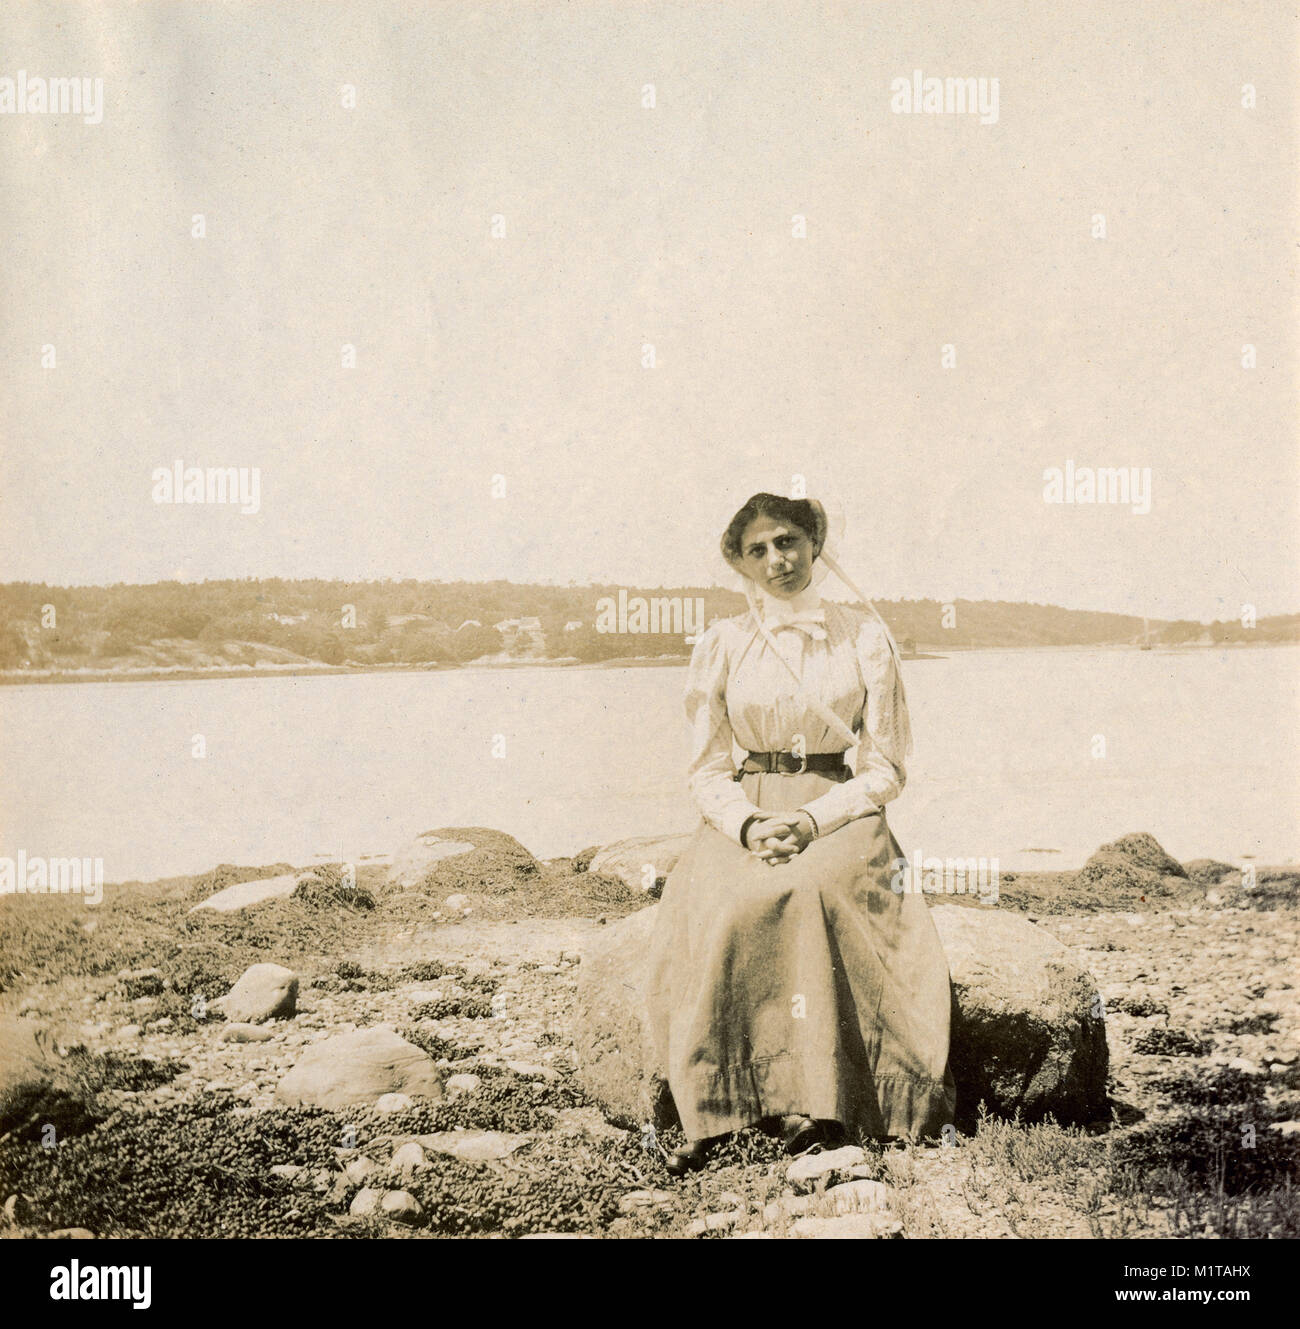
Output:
top-left (444, 894), bottom-right (470, 912)
top-left (390, 1142), bottom-right (427, 1175)
top-left (380, 1190), bottom-right (424, 1224)
top-left (415, 1130), bottom-right (528, 1162)
top-left (148, 1017), bottom-right (173, 1030)
top-left (787, 1145), bottom-right (868, 1190)
top-left (686, 1209), bottom-right (742, 1236)
top-left (762, 1194), bottom-right (811, 1224)
top-left (221, 1023), bottom-right (275, 1043)
top-left (46, 1228), bottom-right (95, 1239)
top-left (375, 1093), bottom-right (414, 1113)
top-left (345, 1157), bottom-right (378, 1185)
top-left (1269, 1121), bottom-right (1300, 1138)
top-left (823, 1179), bottom-right (894, 1215)
top-left (118, 1024), bottom-right (142, 1039)
top-left (445, 1073), bottom-right (483, 1097)
top-left (505, 1061), bottom-right (558, 1080)
top-left (269, 1164), bottom-right (304, 1182)
top-left (349, 1186), bottom-right (383, 1216)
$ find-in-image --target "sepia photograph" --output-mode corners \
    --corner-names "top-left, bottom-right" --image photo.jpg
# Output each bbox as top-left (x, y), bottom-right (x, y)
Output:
top-left (0, 0), bottom-right (1296, 1288)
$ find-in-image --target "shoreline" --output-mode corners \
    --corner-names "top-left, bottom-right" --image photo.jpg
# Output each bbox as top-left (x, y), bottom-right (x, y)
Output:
top-left (1, 638), bottom-right (1292, 687)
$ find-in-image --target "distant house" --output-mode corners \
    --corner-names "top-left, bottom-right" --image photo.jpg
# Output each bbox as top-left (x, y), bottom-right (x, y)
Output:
top-left (492, 616), bottom-right (545, 657)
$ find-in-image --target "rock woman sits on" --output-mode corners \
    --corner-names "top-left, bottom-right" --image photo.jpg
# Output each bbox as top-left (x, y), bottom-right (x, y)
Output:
top-left (646, 493), bottom-right (956, 1175)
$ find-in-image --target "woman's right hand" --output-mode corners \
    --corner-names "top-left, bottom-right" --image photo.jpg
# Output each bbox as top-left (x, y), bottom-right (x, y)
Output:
top-left (744, 816), bottom-right (802, 865)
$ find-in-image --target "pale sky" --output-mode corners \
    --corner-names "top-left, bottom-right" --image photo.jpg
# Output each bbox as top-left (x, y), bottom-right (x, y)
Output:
top-left (1, 0), bottom-right (1295, 621)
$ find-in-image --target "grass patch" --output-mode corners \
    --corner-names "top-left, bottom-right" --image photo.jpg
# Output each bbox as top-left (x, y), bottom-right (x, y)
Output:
top-left (1132, 1028), bottom-right (1211, 1057)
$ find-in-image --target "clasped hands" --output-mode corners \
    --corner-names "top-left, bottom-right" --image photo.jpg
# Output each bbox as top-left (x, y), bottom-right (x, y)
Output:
top-left (744, 812), bottom-right (816, 866)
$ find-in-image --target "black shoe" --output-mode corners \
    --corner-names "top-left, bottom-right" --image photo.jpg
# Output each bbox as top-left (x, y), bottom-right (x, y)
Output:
top-left (664, 1138), bottom-right (716, 1177)
top-left (781, 1115), bottom-right (824, 1155)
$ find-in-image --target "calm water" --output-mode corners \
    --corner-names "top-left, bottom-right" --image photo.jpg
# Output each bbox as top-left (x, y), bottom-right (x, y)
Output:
top-left (2, 647), bottom-right (1297, 883)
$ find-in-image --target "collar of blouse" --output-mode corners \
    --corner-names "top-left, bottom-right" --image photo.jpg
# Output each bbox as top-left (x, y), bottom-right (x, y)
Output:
top-left (748, 577), bottom-right (827, 641)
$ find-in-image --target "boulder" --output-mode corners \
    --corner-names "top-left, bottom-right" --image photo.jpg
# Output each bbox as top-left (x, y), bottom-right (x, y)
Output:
top-left (573, 901), bottom-right (1108, 1131)
top-left (384, 827), bottom-right (538, 896)
top-left (211, 964), bottom-right (298, 1024)
top-left (1077, 832), bottom-right (1188, 893)
top-left (571, 906), bottom-right (677, 1130)
top-left (585, 833), bottom-right (695, 898)
top-left (0, 1019), bottom-right (98, 1141)
top-left (932, 903), bottom-right (1109, 1126)
top-left (190, 873), bottom-right (300, 913)
top-left (275, 1027), bottom-right (445, 1110)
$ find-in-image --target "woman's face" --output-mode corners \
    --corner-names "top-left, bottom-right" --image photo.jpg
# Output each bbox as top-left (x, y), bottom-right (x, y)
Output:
top-left (735, 515), bottom-right (817, 598)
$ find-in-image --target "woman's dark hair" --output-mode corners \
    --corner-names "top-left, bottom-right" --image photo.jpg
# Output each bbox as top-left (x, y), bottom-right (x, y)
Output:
top-left (721, 493), bottom-right (827, 567)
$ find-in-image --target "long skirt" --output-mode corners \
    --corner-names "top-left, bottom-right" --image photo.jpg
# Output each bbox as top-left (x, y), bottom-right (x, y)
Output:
top-left (646, 769), bottom-right (956, 1142)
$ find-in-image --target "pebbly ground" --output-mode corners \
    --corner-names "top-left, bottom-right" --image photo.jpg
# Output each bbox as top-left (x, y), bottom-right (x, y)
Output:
top-left (2, 855), bottom-right (1298, 1239)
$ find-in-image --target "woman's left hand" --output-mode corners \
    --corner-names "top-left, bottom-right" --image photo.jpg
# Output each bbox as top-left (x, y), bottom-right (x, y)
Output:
top-left (754, 812), bottom-right (816, 865)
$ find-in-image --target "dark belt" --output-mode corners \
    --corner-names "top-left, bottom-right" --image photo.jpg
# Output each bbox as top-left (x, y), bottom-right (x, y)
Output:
top-left (738, 750), bottom-right (849, 777)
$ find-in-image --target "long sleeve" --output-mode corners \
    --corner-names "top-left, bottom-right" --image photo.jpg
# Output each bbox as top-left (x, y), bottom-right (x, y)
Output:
top-left (798, 613), bottom-right (909, 837)
top-left (684, 625), bottom-right (763, 844)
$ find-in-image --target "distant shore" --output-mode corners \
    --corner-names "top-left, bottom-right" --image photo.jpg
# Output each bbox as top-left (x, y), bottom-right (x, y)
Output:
top-left (2, 638), bottom-right (1292, 687)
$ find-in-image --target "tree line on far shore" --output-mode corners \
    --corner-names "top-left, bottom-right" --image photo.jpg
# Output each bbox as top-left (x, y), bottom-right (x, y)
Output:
top-left (0, 578), bottom-right (1293, 672)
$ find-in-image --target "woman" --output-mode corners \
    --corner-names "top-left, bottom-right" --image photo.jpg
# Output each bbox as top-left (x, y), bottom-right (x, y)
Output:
top-left (646, 493), bottom-right (956, 1175)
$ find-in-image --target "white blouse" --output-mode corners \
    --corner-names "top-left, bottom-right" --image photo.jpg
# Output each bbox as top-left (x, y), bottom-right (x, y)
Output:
top-left (684, 582), bottom-right (910, 843)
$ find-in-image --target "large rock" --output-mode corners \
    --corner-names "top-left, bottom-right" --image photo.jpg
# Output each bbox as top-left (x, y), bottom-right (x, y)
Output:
top-left (586, 833), bottom-right (694, 898)
top-left (1077, 832), bottom-right (1187, 893)
top-left (932, 904), bottom-right (1108, 1127)
top-left (572, 907), bottom-right (677, 1130)
top-left (275, 1027), bottom-right (445, 1110)
top-left (0, 1019), bottom-right (98, 1140)
top-left (573, 902), bottom-right (1107, 1131)
top-left (191, 873), bottom-right (300, 913)
top-left (211, 963), bottom-right (298, 1024)
top-left (383, 827), bottom-right (539, 898)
